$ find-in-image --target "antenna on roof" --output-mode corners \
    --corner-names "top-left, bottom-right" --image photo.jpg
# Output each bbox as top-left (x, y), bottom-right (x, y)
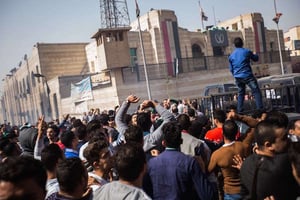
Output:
top-left (99, 0), bottom-right (130, 28)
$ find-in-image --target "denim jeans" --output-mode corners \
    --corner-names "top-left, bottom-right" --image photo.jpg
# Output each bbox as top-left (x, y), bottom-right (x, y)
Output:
top-left (224, 193), bottom-right (242, 200)
top-left (235, 76), bottom-right (263, 113)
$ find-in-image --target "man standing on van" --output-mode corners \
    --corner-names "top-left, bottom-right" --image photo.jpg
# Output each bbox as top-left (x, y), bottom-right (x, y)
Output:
top-left (229, 37), bottom-right (263, 113)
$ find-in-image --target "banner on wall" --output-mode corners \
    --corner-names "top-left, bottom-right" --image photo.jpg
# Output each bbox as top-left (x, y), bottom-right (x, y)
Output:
top-left (209, 29), bottom-right (228, 47)
top-left (71, 76), bottom-right (93, 103)
top-left (90, 71), bottom-right (112, 87)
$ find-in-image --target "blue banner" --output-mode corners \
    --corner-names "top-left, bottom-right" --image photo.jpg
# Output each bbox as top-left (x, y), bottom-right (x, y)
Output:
top-left (71, 77), bottom-right (93, 103)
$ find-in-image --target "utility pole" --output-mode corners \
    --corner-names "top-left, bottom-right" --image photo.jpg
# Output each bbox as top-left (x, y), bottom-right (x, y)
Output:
top-left (135, 0), bottom-right (151, 99)
top-left (272, 0), bottom-right (284, 75)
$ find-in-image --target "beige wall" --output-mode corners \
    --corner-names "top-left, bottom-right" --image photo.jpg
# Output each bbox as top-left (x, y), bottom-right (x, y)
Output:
top-left (2, 43), bottom-right (89, 124)
top-left (1, 10), bottom-right (292, 124)
top-left (284, 26), bottom-right (300, 56)
top-left (37, 43), bottom-right (88, 79)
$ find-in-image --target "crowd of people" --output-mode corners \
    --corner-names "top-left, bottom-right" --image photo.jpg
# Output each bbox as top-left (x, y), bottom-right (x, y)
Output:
top-left (0, 94), bottom-right (299, 200)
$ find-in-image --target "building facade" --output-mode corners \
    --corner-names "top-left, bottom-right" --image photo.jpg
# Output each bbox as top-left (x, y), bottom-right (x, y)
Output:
top-left (1, 9), bottom-right (292, 125)
top-left (284, 25), bottom-right (300, 56)
top-left (2, 43), bottom-right (88, 124)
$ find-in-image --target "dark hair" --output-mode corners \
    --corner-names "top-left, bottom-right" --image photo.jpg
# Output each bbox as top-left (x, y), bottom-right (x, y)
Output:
top-left (114, 143), bottom-right (146, 182)
top-left (48, 124), bottom-right (60, 137)
top-left (56, 157), bottom-right (88, 194)
top-left (223, 120), bottom-right (238, 141)
top-left (0, 138), bottom-right (20, 159)
top-left (162, 121), bottom-right (182, 148)
top-left (191, 100), bottom-right (198, 110)
top-left (124, 114), bottom-right (132, 125)
top-left (251, 109), bottom-right (267, 119)
top-left (177, 114), bottom-right (191, 130)
top-left (288, 141), bottom-right (300, 179)
top-left (234, 37), bottom-right (243, 48)
top-left (83, 140), bottom-right (109, 166)
top-left (0, 156), bottom-right (47, 195)
top-left (187, 108), bottom-right (196, 118)
top-left (213, 109), bottom-right (226, 124)
top-left (171, 105), bottom-right (178, 114)
top-left (137, 112), bottom-right (152, 132)
top-left (74, 124), bottom-right (87, 141)
top-left (73, 119), bottom-right (83, 128)
top-left (41, 143), bottom-right (64, 172)
top-left (265, 111), bottom-right (288, 129)
top-left (124, 125), bottom-right (143, 144)
top-left (99, 114), bottom-right (110, 126)
top-left (287, 119), bottom-right (299, 131)
top-left (88, 129), bottom-right (107, 144)
top-left (188, 120), bottom-right (204, 138)
top-left (255, 121), bottom-right (276, 147)
top-left (60, 130), bottom-right (76, 148)
top-left (86, 119), bottom-right (102, 134)
top-left (225, 104), bottom-right (237, 113)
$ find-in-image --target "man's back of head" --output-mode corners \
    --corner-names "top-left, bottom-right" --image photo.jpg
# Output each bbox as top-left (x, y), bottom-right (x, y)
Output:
top-left (41, 143), bottom-right (64, 173)
top-left (0, 156), bottom-right (47, 200)
top-left (56, 157), bottom-right (88, 198)
top-left (234, 37), bottom-right (243, 48)
top-left (265, 111), bottom-right (288, 129)
top-left (60, 130), bottom-right (76, 149)
top-left (137, 112), bottom-right (152, 132)
top-left (255, 120), bottom-right (277, 148)
top-left (177, 114), bottom-right (191, 131)
top-left (213, 109), bottom-right (226, 124)
top-left (223, 119), bottom-right (238, 141)
top-left (124, 125), bottom-right (144, 144)
top-left (114, 142), bottom-right (146, 183)
top-left (162, 121), bottom-right (182, 148)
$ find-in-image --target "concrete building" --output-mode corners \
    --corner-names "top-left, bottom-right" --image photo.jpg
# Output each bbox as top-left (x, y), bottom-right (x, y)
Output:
top-left (2, 43), bottom-right (88, 124)
top-left (1, 9), bottom-right (292, 125)
top-left (284, 25), bottom-right (300, 56)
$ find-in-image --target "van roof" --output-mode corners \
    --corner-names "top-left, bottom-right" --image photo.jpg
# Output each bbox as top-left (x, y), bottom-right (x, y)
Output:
top-left (258, 73), bottom-right (300, 86)
top-left (258, 73), bottom-right (300, 81)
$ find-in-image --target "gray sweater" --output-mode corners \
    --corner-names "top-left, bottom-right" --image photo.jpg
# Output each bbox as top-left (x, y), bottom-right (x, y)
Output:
top-left (114, 101), bottom-right (174, 152)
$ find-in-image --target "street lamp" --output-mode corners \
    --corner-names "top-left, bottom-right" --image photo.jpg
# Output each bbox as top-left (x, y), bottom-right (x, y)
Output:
top-left (272, 0), bottom-right (284, 75)
top-left (33, 73), bottom-right (51, 119)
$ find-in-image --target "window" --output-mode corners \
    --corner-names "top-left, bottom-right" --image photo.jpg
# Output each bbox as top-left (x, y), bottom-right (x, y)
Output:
top-left (90, 61), bottom-right (95, 73)
top-left (130, 48), bottom-right (138, 68)
top-left (232, 23), bottom-right (238, 30)
top-left (192, 44), bottom-right (203, 58)
top-left (31, 71), bottom-right (36, 87)
top-left (118, 32), bottom-right (123, 41)
top-left (36, 65), bottom-right (40, 83)
top-left (22, 78), bottom-right (26, 98)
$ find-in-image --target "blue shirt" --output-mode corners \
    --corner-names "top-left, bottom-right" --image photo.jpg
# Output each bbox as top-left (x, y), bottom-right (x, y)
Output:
top-left (64, 148), bottom-right (79, 158)
top-left (229, 47), bottom-right (259, 78)
top-left (143, 149), bottom-right (215, 200)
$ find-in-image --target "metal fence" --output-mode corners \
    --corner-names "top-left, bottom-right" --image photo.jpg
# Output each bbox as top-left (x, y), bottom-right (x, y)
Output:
top-left (196, 84), bottom-right (300, 120)
top-left (122, 50), bottom-right (291, 83)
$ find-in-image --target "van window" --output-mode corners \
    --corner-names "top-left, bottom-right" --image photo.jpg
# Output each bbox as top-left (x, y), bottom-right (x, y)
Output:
top-left (272, 79), bottom-right (293, 87)
top-left (225, 85), bottom-right (238, 92)
top-left (209, 87), bottom-right (220, 95)
top-left (295, 77), bottom-right (300, 84)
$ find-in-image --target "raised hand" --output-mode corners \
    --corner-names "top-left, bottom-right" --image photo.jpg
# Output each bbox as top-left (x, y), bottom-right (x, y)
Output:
top-left (126, 95), bottom-right (140, 103)
top-left (140, 100), bottom-right (155, 110)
